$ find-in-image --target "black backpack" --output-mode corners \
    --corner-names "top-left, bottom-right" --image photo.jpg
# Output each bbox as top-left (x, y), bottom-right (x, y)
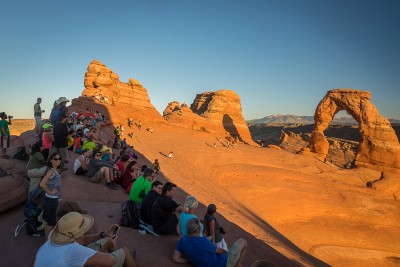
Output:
top-left (13, 146), bottom-right (28, 160)
top-left (15, 202), bottom-right (45, 237)
top-left (120, 200), bottom-right (139, 229)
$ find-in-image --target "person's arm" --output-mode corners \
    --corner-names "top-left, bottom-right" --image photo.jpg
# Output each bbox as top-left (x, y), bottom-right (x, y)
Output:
top-left (44, 132), bottom-right (54, 142)
top-left (172, 250), bottom-right (189, 264)
top-left (40, 169), bottom-right (57, 195)
top-left (209, 219), bottom-right (216, 244)
top-left (175, 204), bottom-right (184, 213)
top-left (85, 252), bottom-right (116, 267)
top-left (33, 152), bottom-right (46, 165)
top-left (216, 247), bottom-right (227, 254)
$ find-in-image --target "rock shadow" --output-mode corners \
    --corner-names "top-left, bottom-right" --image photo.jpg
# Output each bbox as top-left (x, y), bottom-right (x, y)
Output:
top-left (222, 114), bottom-right (247, 144)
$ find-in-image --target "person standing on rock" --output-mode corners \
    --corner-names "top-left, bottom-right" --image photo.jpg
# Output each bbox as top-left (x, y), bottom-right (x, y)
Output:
top-left (168, 151), bottom-right (173, 159)
top-left (53, 114), bottom-right (69, 171)
top-left (34, 98), bottom-right (45, 135)
top-left (0, 112), bottom-right (12, 159)
top-left (40, 152), bottom-right (63, 239)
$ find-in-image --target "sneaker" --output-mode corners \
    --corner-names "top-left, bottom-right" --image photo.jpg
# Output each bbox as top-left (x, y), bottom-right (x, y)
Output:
top-left (105, 183), bottom-right (117, 190)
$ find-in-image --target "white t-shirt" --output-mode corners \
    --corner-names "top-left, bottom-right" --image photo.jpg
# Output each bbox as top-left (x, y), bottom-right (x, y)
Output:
top-left (74, 155), bottom-right (84, 173)
top-left (35, 240), bottom-right (96, 267)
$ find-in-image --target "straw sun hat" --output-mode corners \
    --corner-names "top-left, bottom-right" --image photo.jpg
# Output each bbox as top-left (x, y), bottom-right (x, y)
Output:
top-left (50, 212), bottom-right (94, 245)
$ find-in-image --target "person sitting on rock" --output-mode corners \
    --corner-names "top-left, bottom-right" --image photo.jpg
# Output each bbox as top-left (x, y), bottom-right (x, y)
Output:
top-left (34, 212), bottom-right (137, 267)
top-left (87, 149), bottom-right (119, 190)
top-left (139, 180), bottom-right (163, 225)
top-left (121, 160), bottom-right (139, 190)
top-left (168, 151), bottom-right (173, 159)
top-left (179, 196), bottom-right (203, 237)
top-left (41, 123), bottom-right (54, 160)
top-left (81, 135), bottom-right (96, 152)
top-left (172, 218), bottom-right (247, 267)
top-left (150, 182), bottom-right (183, 235)
top-left (74, 148), bottom-right (90, 176)
top-left (204, 203), bottom-right (228, 251)
top-left (129, 168), bottom-right (155, 206)
top-left (115, 154), bottom-right (132, 184)
top-left (27, 142), bottom-right (47, 201)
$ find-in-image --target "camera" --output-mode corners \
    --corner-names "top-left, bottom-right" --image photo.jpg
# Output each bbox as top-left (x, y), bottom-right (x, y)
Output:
top-left (8, 115), bottom-right (13, 119)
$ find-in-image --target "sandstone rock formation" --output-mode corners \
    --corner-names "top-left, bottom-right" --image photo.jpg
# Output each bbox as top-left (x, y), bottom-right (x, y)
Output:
top-left (309, 89), bottom-right (400, 170)
top-left (0, 174), bottom-right (28, 213)
top-left (73, 60), bottom-right (163, 124)
top-left (163, 90), bottom-right (255, 144)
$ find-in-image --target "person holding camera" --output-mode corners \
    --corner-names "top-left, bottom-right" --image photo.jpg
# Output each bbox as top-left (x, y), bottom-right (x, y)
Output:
top-left (0, 112), bottom-right (12, 159)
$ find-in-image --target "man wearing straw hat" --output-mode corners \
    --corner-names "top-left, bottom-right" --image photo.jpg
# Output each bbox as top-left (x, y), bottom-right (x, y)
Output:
top-left (34, 212), bottom-right (136, 267)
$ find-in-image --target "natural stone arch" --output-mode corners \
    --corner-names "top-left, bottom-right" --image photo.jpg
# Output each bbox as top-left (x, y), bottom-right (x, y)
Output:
top-left (309, 89), bottom-right (400, 170)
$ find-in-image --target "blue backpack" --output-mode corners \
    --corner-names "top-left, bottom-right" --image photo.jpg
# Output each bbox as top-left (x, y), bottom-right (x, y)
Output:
top-left (50, 107), bottom-right (62, 125)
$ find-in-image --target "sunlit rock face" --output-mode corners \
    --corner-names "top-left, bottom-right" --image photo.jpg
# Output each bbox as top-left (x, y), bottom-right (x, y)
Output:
top-left (78, 60), bottom-right (163, 124)
top-left (164, 90), bottom-right (255, 145)
top-left (309, 88), bottom-right (400, 170)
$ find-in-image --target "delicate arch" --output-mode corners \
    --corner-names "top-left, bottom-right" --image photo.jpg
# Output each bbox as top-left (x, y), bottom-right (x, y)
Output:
top-left (309, 89), bottom-right (400, 170)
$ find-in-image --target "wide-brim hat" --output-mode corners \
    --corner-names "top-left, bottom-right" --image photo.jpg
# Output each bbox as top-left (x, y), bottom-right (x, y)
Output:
top-left (56, 97), bottom-right (70, 104)
top-left (50, 212), bottom-right (94, 245)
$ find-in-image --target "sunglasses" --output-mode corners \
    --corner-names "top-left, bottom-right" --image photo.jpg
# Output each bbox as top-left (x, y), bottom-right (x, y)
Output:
top-left (53, 157), bottom-right (62, 161)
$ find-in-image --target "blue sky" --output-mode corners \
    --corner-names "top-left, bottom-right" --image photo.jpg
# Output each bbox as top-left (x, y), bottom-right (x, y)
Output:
top-left (0, 0), bottom-right (399, 120)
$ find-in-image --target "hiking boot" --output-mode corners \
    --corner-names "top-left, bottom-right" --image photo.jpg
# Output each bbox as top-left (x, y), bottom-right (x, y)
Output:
top-left (105, 183), bottom-right (117, 190)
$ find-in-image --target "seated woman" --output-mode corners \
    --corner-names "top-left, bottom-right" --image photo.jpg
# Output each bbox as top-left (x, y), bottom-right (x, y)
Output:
top-left (204, 203), bottom-right (228, 251)
top-left (179, 196), bottom-right (203, 237)
top-left (121, 160), bottom-right (138, 190)
top-left (27, 142), bottom-right (47, 202)
top-left (74, 149), bottom-right (90, 175)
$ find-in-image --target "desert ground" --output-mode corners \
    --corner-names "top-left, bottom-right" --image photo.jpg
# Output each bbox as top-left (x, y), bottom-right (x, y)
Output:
top-left (1, 119), bottom-right (400, 267)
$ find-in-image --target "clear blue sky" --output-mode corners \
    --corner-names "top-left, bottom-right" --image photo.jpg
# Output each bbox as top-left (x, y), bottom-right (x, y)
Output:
top-left (1, 0), bottom-right (399, 120)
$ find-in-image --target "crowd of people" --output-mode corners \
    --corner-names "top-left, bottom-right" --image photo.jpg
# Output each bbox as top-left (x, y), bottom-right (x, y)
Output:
top-left (3, 96), bottom-right (248, 267)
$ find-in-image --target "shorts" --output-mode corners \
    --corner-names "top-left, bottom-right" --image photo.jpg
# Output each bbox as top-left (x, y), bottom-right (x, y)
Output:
top-left (1, 136), bottom-right (10, 149)
top-left (34, 116), bottom-right (42, 128)
top-left (226, 238), bottom-right (246, 267)
top-left (44, 196), bottom-right (59, 227)
top-left (89, 169), bottom-right (104, 183)
top-left (88, 238), bottom-right (125, 267)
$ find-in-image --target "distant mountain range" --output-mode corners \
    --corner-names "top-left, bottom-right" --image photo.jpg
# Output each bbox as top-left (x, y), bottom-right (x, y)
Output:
top-left (247, 114), bottom-right (400, 125)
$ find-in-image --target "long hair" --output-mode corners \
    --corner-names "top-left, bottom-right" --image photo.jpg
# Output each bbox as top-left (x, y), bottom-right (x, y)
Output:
top-left (47, 152), bottom-right (61, 169)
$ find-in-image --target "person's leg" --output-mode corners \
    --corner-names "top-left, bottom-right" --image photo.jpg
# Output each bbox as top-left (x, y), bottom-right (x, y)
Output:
top-left (121, 247), bottom-right (136, 267)
top-left (103, 167), bottom-right (112, 183)
top-left (59, 147), bottom-right (68, 169)
top-left (226, 238), bottom-right (247, 267)
top-left (43, 197), bottom-right (59, 240)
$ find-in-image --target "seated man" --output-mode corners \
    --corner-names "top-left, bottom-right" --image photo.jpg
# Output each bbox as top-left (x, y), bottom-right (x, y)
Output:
top-left (140, 180), bottom-right (163, 224)
top-left (34, 212), bottom-right (136, 267)
top-left (150, 182), bottom-right (183, 235)
top-left (129, 168), bottom-right (154, 206)
top-left (87, 150), bottom-right (118, 190)
top-left (172, 218), bottom-right (247, 267)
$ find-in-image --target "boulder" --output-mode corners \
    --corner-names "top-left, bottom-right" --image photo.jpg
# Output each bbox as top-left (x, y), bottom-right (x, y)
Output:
top-left (309, 89), bottom-right (400, 170)
top-left (164, 90), bottom-right (256, 145)
top-left (0, 174), bottom-right (28, 213)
